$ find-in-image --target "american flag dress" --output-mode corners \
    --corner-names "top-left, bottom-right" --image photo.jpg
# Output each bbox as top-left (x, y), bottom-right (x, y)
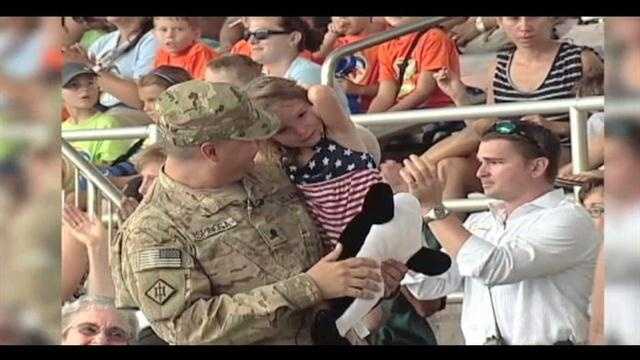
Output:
top-left (283, 137), bottom-right (382, 253)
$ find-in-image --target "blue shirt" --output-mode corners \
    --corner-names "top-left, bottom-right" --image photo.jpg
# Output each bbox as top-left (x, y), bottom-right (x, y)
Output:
top-left (284, 57), bottom-right (351, 114)
top-left (88, 30), bottom-right (158, 107)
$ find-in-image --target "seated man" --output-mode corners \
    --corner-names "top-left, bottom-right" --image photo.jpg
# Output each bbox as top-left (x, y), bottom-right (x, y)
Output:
top-left (398, 121), bottom-right (599, 344)
top-left (62, 295), bottom-right (138, 345)
top-left (110, 80), bottom-right (383, 345)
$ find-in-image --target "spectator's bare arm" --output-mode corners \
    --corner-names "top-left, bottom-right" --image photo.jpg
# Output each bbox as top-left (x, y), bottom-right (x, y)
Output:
top-left (95, 71), bottom-right (144, 109)
top-left (63, 206), bottom-right (115, 298)
top-left (388, 69), bottom-right (438, 112)
top-left (367, 80), bottom-right (399, 113)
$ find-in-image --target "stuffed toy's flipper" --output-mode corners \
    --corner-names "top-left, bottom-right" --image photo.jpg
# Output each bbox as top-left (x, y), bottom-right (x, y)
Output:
top-left (337, 182), bottom-right (395, 261)
top-left (406, 247), bottom-right (451, 276)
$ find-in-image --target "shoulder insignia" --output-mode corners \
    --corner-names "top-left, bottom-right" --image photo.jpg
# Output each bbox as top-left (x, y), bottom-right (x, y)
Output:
top-left (145, 279), bottom-right (176, 305)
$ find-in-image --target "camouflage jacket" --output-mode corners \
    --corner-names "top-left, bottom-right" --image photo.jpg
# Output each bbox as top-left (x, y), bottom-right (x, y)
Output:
top-left (111, 163), bottom-right (324, 344)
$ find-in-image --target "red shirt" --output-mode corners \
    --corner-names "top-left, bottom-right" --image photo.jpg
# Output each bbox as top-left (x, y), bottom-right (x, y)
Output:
top-left (378, 27), bottom-right (459, 109)
top-left (154, 41), bottom-right (219, 80)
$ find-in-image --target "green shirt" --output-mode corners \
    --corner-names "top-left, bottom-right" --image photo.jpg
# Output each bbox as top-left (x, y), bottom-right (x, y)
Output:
top-left (62, 112), bottom-right (135, 166)
top-left (80, 29), bottom-right (108, 50)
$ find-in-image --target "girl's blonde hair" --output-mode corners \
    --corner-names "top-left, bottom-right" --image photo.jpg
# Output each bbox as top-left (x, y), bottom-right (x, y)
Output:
top-left (243, 76), bottom-right (310, 164)
top-left (243, 76), bottom-right (309, 111)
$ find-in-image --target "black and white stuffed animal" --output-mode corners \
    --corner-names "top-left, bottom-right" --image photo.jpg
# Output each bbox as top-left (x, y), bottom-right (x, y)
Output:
top-left (311, 182), bottom-right (451, 345)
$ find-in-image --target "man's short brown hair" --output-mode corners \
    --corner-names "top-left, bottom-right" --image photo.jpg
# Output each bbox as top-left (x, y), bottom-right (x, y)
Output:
top-left (481, 121), bottom-right (561, 182)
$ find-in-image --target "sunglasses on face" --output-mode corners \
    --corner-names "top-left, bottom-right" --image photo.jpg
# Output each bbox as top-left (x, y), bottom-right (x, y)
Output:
top-left (72, 322), bottom-right (130, 343)
top-left (492, 121), bottom-right (545, 154)
top-left (244, 29), bottom-right (290, 41)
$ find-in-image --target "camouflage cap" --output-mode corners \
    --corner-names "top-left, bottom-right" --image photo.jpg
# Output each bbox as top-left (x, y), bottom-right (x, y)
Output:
top-left (156, 80), bottom-right (281, 147)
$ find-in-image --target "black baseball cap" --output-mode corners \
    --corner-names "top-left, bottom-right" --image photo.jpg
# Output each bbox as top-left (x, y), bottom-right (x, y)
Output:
top-left (62, 62), bottom-right (96, 88)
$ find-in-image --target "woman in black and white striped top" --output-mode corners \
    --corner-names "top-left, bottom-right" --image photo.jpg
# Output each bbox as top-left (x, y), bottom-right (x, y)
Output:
top-left (491, 17), bottom-right (602, 144)
top-left (381, 17), bottom-right (603, 207)
top-left (494, 42), bottom-right (586, 121)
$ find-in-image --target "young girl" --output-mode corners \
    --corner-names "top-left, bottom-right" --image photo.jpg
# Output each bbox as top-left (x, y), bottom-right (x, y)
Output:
top-left (245, 76), bottom-right (380, 251)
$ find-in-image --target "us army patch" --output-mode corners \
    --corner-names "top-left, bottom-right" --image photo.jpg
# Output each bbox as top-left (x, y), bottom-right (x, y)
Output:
top-left (137, 248), bottom-right (182, 271)
top-left (145, 279), bottom-right (176, 305)
top-left (192, 217), bottom-right (238, 241)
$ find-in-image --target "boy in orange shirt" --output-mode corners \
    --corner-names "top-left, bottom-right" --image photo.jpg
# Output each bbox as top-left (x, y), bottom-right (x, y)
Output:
top-left (315, 17), bottom-right (383, 112)
top-left (153, 17), bottom-right (219, 80)
top-left (368, 17), bottom-right (460, 113)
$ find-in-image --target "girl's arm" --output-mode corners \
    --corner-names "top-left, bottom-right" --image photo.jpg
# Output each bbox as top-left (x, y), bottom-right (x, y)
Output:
top-left (307, 85), bottom-right (356, 135)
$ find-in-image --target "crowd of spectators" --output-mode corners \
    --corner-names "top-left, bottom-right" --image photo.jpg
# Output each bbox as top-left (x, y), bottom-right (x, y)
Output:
top-left (3, 16), bottom-right (636, 346)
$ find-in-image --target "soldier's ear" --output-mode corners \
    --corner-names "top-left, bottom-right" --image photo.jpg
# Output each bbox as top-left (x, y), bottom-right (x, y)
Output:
top-left (200, 142), bottom-right (220, 163)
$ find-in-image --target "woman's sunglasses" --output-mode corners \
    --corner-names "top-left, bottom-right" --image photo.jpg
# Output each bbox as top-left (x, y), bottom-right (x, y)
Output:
top-left (244, 29), bottom-right (291, 41)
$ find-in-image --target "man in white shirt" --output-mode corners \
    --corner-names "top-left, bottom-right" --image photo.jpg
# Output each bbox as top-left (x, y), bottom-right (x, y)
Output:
top-left (398, 121), bottom-right (599, 345)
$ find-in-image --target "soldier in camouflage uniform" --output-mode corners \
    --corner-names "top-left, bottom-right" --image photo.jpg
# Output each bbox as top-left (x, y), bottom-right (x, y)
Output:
top-left (110, 81), bottom-right (382, 345)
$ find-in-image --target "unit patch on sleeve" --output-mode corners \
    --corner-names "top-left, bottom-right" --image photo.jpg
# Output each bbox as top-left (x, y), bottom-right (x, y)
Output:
top-left (145, 279), bottom-right (177, 305)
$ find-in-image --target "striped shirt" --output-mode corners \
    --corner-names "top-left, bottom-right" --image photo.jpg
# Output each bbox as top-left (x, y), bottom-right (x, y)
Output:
top-left (493, 42), bottom-right (585, 122)
top-left (284, 138), bottom-right (382, 251)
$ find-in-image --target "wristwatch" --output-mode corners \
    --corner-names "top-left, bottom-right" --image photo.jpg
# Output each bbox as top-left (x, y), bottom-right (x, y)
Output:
top-left (423, 204), bottom-right (452, 222)
top-left (474, 17), bottom-right (486, 33)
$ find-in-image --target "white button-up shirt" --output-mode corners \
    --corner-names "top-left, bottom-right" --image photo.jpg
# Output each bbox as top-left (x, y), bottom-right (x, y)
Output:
top-left (402, 189), bottom-right (599, 344)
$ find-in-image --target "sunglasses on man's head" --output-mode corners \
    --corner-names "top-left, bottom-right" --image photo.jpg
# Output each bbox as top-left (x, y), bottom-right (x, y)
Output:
top-left (492, 121), bottom-right (544, 153)
top-left (244, 29), bottom-right (291, 41)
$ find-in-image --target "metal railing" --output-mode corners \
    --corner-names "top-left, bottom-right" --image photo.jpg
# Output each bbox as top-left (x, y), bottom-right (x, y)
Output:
top-left (61, 95), bottom-right (603, 215)
top-left (62, 124), bottom-right (159, 142)
top-left (62, 140), bottom-right (125, 241)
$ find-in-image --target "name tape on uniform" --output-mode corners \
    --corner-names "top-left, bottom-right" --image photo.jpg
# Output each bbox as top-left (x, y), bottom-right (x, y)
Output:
top-left (192, 217), bottom-right (238, 241)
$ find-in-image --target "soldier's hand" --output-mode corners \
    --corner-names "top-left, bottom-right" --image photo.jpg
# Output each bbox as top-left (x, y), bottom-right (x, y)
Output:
top-left (306, 243), bottom-right (382, 300)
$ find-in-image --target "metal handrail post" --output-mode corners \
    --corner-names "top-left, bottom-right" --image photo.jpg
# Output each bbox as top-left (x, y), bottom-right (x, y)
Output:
top-left (321, 17), bottom-right (449, 87)
top-left (570, 107), bottom-right (590, 175)
top-left (61, 140), bottom-right (125, 208)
